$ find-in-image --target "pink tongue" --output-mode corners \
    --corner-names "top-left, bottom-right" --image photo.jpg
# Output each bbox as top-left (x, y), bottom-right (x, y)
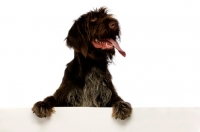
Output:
top-left (108, 39), bottom-right (126, 57)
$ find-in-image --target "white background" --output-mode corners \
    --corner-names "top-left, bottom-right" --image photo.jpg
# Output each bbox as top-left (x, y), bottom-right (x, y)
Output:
top-left (0, 0), bottom-right (200, 108)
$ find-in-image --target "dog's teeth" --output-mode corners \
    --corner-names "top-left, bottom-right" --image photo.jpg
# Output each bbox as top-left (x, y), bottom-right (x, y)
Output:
top-left (106, 42), bottom-right (111, 47)
top-left (95, 39), bottom-right (98, 42)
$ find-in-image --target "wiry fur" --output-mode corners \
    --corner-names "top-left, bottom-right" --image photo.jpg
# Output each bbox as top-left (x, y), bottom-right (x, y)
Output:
top-left (66, 67), bottom-right (112, 107)
top-left (32, 7), bottom-right (132, 120)
top-left (82, 67), bottom-right (112, 107)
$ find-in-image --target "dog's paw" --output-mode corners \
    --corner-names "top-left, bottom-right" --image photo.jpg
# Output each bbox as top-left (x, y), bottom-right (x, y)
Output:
top-left (112, 101), bottom-right (132, 120)
top-left (32, 101), bottom-right (55, 118)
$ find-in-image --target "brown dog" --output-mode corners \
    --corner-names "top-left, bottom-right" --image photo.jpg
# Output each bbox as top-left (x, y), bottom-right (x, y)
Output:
top-left (32, 7), bottom-right (132, 120)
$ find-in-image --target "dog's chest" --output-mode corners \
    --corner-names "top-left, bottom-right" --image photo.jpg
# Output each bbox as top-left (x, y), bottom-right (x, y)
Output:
top-left (67, 67), bottom-right (112, 107)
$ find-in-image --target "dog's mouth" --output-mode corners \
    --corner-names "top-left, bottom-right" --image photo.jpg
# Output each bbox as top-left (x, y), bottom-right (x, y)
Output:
top-left (91, 38), bottom-right (126, 57)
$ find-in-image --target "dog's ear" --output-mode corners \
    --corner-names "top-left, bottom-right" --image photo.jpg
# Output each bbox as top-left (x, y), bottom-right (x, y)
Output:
top-left (66, 20), bottom-right (88, 57)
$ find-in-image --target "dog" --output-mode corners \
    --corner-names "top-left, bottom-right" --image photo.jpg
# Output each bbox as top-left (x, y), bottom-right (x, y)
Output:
top-left (32, 7), bottom-right (132, 120)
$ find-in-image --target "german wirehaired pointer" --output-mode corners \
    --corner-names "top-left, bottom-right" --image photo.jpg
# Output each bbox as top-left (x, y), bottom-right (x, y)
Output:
top-left (32, 7), bottom-right (132, 120)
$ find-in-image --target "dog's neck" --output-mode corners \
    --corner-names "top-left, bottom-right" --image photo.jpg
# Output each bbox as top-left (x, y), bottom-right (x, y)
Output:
top-left (74, 52), bottom-right (109, 72)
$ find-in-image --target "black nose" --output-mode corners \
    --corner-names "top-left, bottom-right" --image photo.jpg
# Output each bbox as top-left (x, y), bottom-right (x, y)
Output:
top-left (109, 21), bottom-right (117, 29)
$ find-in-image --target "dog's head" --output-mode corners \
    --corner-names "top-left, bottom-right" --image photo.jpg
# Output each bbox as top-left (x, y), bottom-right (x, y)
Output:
top-left (66, 7), bottom-right (126, 60)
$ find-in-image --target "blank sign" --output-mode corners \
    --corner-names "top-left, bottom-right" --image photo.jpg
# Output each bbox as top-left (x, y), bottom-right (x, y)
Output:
top-left (0, 108), bottom-right (200, 132)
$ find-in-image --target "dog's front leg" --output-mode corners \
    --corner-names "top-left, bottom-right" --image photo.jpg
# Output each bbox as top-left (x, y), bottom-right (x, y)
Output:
top-left (31, 84), bottom-right (72, 118)
top-left (32, 96), bottom-right (56, 118)
top-left (106, 70), bottom-right (132, 120)
top-left (109, 83), bottom-right (132, 120)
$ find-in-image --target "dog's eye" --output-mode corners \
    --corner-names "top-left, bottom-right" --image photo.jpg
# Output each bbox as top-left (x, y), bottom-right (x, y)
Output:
top-left (90, 18), bottom-right (97, 22)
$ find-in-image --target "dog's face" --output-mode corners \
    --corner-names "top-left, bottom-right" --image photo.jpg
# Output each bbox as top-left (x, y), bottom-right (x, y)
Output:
top-left (66, 7), bottom-right (126, 60)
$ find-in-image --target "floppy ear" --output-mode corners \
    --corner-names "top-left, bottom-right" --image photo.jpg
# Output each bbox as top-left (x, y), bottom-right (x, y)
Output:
top-left (66, 21), bottom-right (88, 57)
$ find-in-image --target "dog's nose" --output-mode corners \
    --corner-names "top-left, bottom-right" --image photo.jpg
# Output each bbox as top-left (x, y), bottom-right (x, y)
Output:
top-left (109, 21), bottom-right (117, 29)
